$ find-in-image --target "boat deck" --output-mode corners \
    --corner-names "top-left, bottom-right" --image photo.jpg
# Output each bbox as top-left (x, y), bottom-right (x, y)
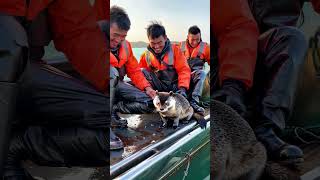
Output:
top-left (25, 110), bottom-right (210, 180)
top-left (111, 110), bottom-right (210, 166)
top-left (25, 128), bottom-right (320, 180)
top-left (26, 134), bottom-right (320, 180)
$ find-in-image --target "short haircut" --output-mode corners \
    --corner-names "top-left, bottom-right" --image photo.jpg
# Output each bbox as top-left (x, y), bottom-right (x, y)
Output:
top-left (146, 21), bottom-right (166, 39)
top-left (188, 25), bottom-right (201, 35)
top-left (110, 5), bottom-right (131, 31)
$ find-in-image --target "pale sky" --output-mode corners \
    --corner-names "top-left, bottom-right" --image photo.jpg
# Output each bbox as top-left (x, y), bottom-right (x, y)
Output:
top-left (110, 0), bottom-right (210, 43)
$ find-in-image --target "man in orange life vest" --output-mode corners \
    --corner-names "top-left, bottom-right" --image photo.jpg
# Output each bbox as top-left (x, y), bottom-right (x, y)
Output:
top-left (0, 0), bottom-right (109, 179)
top-left (110, 6), bottom-right (157, 149)
top-left (139, 22), bottom-right (191, 105)
top-left (179, 26), bottom-right (210, 113)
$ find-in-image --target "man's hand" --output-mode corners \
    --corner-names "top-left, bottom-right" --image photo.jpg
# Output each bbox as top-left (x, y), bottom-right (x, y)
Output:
top-left (212, 79), bottom-right (247, 117)
top-left (145, 87), bottom-right (157, 99)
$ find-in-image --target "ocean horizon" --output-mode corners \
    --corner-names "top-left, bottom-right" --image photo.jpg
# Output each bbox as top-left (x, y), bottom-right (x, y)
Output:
top-left (133, 48), bottom-right (147, 61)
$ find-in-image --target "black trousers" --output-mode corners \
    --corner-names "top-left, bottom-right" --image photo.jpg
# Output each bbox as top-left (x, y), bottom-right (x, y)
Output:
top-left (4, 62), bottom-right (110, 177)
top-left (189, 69), bottom-right (207, 103)
top-left (110, 66), bottom-right (152, 105)
top-left (250, 26), bottom-right (308, 131)
top-left (15, 62), bottom-right (109, 129)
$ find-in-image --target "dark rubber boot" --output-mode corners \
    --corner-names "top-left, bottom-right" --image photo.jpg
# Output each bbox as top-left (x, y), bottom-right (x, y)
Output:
top-left (255, 126), bottom-right (303, 166)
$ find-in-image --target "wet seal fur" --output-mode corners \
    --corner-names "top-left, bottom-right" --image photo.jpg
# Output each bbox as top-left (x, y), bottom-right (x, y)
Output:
top-left (153, 91), bottom-right (207, 129)
top-left (211, 100), bottom-right (267, 180)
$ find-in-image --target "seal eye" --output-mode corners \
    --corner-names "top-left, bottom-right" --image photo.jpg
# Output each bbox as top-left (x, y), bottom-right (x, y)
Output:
top-left (165, 102), bottom-right (169, 106)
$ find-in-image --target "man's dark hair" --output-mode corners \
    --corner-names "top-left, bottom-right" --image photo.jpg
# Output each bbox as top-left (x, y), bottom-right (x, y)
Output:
top-left (110, 5), bottom-right (131, 31)
top-left (188, 25), bottom-right (201, 35)
top-left (146, 21), bottom-right (166, 39)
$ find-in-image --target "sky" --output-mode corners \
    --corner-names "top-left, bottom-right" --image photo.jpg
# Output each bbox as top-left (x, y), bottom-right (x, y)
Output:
top-left (110, 0), bottom-right (210, 43)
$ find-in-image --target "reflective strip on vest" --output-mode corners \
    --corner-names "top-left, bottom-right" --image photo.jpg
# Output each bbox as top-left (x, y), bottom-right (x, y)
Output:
top-left (168, 46), bottom-right (174, 65)
top-left (180, 41), bottom-right (186, 52)
top-left (121, 41), bottom-right (129, 61)
top-left (145, 46), bottom-right (174, 66)
top-left (146, 51), bottom-right (151, 66)
top-left (197, 42), bottom-right (205, 57)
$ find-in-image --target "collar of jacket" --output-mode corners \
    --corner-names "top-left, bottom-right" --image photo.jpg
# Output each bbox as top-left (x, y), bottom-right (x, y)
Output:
top-left (147, 39), bottom-right (171, 61)
top-left (111, 43), bottom-right (121, 60)
top-left (186, 39), bottom-right (202, 49)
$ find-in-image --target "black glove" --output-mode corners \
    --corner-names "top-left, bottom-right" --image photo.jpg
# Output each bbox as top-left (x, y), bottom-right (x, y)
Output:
top-left (212, 79), bottom-right (247, 116)
top-left (176, 87), bottom-right (187, 98)
top-left (198, 116), bottom-right (207, 129)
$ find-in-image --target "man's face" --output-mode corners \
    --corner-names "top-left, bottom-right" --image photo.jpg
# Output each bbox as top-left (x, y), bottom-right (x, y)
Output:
top-left (187, 33), bottom-right (201, 48)
top-left (149, 35), bottom-right (167, 54)
top-left (110, 23), bottom-right (128, 49)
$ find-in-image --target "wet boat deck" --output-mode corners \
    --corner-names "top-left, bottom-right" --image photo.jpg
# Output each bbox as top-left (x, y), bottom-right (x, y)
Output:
top-left (111, 110), bottom-right (210, 165)
top-left (26, 110), bottom-right (210, 180)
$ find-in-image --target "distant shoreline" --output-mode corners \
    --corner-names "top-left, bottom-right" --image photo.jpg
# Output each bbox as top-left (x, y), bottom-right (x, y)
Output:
top-left (130, 41), bottom-right (181, 48)
top-left (131, 41), bottom-right (148, 48)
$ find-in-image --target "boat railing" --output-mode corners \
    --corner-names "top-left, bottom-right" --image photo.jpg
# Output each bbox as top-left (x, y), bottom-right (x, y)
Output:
top-left (110, 115), bottom-right (210, 179)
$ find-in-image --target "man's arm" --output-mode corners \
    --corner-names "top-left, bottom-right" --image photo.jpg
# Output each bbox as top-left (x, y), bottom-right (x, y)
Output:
top-left (213, 0), bottom-right (259, 89)
top-left (204, 44), bottom-right (210, 65)
top-left (174, 46), bottom-right (191, 90)
top-left (47, 0), bottom-right (108, 93)
top-left (125, 43), bottom-right (151, 91)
